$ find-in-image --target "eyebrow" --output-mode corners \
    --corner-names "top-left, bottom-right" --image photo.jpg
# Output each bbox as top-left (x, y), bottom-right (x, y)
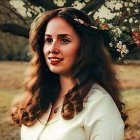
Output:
top-left (45, 34), bottom-right (72, 38)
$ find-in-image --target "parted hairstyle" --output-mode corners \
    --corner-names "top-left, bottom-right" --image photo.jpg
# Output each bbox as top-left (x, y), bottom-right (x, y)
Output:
top-left (11, 7), bottom-right (127, 126)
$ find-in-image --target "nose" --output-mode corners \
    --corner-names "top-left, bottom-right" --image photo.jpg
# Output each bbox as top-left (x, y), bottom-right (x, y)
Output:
top-left (49, 41), bottom-right (60, 54)
top-left (49, 49), bottom-right (59, 54)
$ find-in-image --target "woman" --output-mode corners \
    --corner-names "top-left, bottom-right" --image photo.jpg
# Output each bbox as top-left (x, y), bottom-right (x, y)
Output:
top-left (11, 7), bottom-right (126, 140)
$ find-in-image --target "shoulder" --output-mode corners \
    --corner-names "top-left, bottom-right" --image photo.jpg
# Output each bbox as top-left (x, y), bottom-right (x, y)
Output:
top-left (83, 83), bottom-right (121, 118)
top-left (84, 83), bottom-right (113, 104)
top-left (83, 84), bottom-right (124, 139)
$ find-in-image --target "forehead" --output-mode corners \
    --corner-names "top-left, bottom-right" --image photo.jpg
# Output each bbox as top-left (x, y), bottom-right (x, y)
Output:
top-left (45, 17), bottom-right (75, 35)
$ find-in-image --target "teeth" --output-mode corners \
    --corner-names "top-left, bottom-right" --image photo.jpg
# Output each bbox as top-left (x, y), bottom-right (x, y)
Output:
top-left (49, 58), bottom-right (62, 61)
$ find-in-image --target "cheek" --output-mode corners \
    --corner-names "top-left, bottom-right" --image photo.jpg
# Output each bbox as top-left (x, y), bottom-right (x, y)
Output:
top-left (66, 48), bottom-right (79, 64)
top-left (70, 45), bottom-right (80, 59)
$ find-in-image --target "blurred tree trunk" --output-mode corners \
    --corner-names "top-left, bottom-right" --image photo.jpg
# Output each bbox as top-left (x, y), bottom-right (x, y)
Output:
top-left (0, 23), bottom-right (29, 38)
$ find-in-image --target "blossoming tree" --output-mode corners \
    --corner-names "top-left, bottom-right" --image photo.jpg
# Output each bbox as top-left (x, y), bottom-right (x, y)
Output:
top-left (0, 0), bottom-right (139, 60)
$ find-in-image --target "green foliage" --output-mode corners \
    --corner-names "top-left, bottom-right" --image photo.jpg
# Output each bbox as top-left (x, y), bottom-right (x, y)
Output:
top-left (120, 33), bottom-right (133, 46)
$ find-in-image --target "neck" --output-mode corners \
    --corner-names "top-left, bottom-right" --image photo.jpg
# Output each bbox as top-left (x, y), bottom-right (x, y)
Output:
top-left (59, 75), bottom-right (76, 97)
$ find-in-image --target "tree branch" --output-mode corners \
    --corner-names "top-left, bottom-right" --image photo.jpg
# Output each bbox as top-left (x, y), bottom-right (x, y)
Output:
top-left (0, 2), bottom-right (28, 25)
top-left (28, 0), bottom-right (58, 10)
top-left (82, 0), bottom-right (105, 13)
top-left (0, 23), bottom-right (29, 38)
top-left (29, 0), bottom-right (105, 13)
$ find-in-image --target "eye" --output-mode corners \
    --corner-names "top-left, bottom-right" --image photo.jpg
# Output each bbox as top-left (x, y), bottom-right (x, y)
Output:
top-left (61, 38), bottom-right (70, 44)
top-left (45, 37), bottom-right (53, 44)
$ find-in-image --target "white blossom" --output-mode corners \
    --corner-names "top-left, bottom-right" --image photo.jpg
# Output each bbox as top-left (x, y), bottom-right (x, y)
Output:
top-left (73, 1), bottom-right (84, 9)
top-left (57, 1), bottom-right (64, 7)
top-left (100, 18), bottom-right (106, 22)
top-left (82, 2), bottom-right (86, 7)
top-left (132, 0), bottom-right (138, 2)
top-left (115, 28), bottom-right (122, 37)
top-left (115, 42), bottom-right (129, 57)
top-left (116, 13), bottom-right (120, 16)
top-left (74, 1), bottom-right (79, 4)
top-left (134, 9), bottom-right (139, 13)
top-left (129, 3), bottom-right (134, 7)
top-left (53, 0), bottom-right (57, 4)
top-left (119, 41), bottom-right (122, 44)
top-left (124, 19), bottom-right (128, 22)
top-left (94, 6), bottom-right (116, 19)
top-left (53, 0), bottom-right (66, 6)
top-left (85, 0), bottom-right (90, 2)
top-left (114, 37), bottom-right (117, 41)
top-left (112, 27), bottom-right (122, 37)
top-left (126, 8), bottom-right (130, 11)
top-left (117, 29), bottom-right (122, 36)
top-left (114, 3), bottom-right (123, 10)
top-left (122, 26), bottom-right (126, 30)
top-left (129, 18), bottom-right (133, 23)
top-left (108, 23), bottom-right (113, 28)
top-left (134, 20), bottom-right (138, 23)
top-left (105, 1), bottom-right (116, 10)
top-left (124, 2), bottom-right (128, 6)
top-left (109, 43), bottom-right (113, 47)
top-left (27, 11), bottom-right (32, 17)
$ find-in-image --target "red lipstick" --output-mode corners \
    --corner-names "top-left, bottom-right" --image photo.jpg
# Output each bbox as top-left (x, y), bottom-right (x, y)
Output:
top-left (50, 61), bottom-right (60, 65)
top-left (48, 57), bottom-right (63, 65)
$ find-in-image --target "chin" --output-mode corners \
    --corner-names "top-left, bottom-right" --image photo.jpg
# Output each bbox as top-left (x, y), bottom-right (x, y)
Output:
top-left (49, 68), bottom-right (70, 76)
top-left (49, 68), bottom-right (63, 74)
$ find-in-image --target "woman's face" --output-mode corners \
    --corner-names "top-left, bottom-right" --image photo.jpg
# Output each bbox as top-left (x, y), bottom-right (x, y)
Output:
top-left (43, 17), bottom-right (80, 76)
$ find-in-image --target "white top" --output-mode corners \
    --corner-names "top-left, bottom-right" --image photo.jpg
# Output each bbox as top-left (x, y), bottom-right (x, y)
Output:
top-left (21, 84), bottom-right (124, 140)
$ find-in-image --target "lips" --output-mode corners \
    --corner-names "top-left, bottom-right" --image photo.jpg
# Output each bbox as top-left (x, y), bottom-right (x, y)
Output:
top-left (48, 57), bottom-right (63, 65)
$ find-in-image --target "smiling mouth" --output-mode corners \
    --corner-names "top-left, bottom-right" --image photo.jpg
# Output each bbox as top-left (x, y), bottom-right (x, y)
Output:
top-left (48, 57), bottom-right (63, 65)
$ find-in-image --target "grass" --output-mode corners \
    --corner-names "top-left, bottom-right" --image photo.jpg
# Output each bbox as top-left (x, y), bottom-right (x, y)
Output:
top-left (122, 89), bottom-right (140, 127)
top-left (0, 89), bottom-right (21, 139)
top-left (0, 61), bottom-right (28, 89)
top-left (0, 89), bottom-right (23, 121)
top-left (0, 61), bottom-right (140, 139)
top-left (115, 64), bottom-right (140, 89)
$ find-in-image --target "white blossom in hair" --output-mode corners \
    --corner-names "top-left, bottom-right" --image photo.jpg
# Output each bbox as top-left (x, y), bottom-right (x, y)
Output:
top-left (74, 18), bottom-right (85, 24)
top-left (74, 15), bottom-right (98, 30)
top-left (91, 26), bottom-right (98, 29)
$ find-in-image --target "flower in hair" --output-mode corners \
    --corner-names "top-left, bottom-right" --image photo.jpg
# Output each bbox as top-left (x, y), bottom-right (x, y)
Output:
top-left (74, 16), bottom-right (99, 30)
top-left (73, 16), bottom-right (138, 60)
top-left (73, 15), bottom-right (90, 27)
top-left (74, 18), bottom-right (85, 24)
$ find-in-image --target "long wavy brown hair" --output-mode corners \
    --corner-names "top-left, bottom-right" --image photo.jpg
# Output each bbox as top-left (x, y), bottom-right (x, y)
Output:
top-left (11, 7), bottom-right (127, 126)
